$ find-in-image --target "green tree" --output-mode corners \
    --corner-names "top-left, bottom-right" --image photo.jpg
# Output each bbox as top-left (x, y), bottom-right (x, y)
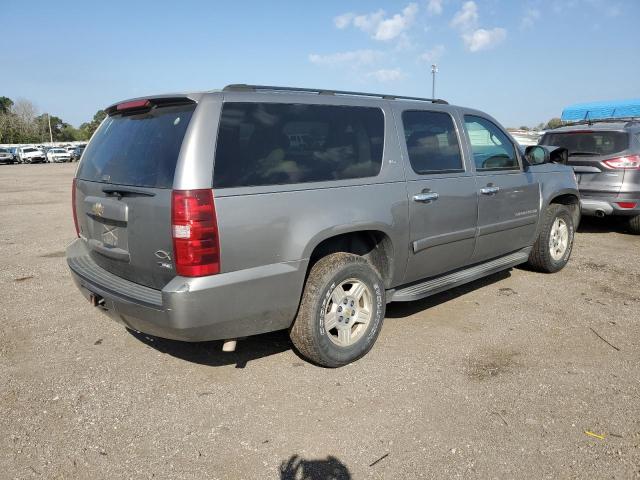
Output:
top-left (544, 118), bottom-right (563, 130)
top-left (0, 96), bottom-right (13, 114)
top-left (79, 109), bottom-right (106, 139)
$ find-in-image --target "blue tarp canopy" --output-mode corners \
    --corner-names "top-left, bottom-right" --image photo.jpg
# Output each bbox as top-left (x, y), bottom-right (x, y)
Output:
top-left (561, 99), bottom-right (640, 122)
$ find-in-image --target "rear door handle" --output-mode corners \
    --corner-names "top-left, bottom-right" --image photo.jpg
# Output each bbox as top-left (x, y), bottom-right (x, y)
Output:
top-left (413, 192), bottom-right (439, 203)
top-left (480, 186), bottom-right (500, 195)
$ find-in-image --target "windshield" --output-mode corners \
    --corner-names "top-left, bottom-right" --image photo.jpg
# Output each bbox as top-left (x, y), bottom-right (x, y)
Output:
top-left (541, 131), bottom-right (629, 156)
top-left (77, 104), bottom-right (195, 188)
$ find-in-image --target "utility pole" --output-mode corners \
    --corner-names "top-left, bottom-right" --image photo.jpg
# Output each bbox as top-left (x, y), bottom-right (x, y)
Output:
top-left (431, 64), bottom-right (438, 99)
top-left (47, 113), bottom-right (53, 144)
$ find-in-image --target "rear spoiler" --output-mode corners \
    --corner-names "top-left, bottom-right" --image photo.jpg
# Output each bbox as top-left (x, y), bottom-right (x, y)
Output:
top-left (105, 96), bottom-right (196, 115)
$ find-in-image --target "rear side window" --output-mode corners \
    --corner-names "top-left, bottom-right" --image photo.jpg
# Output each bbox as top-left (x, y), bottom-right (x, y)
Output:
top-left (213, 103), bottom-right (384, 188)
top-left (77, 104), bottom-right (195, 188)
top-left (464, 115), bottom-right (519, 171)
top-left (541, 131), bottom-right (629, 156)
top-left (401, 110), bottom-right (463, 174)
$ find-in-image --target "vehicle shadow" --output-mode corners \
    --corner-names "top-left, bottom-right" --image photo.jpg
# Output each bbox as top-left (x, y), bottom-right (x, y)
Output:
top-left (385, 269), bottom-right (511, 319)
top-left (127, 328), bottom-right (292, 369)
top-left (280, 455), bottom-right (351, 480)
top-left (577, 216), bottom-right (628, 234)
top-left (129, 271), bottom-right (515, 366)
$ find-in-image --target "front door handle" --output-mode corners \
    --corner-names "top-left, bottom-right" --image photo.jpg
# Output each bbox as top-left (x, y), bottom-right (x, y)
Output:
top-left (480, 186), bottom-right (500, 195)
top-left (413, 192), bottom-right (439, 203)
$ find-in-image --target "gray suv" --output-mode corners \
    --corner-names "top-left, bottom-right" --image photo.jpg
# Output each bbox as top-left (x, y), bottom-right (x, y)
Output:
top-left (539, 120), bottom-right (640, 234)
top-left (67, 84), bottom-right (579, 367)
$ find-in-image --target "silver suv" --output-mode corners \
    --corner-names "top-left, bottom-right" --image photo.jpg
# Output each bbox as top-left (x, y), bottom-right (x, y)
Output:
top-left (539, 120), bottom-right (640, 234)
top-left (67, 84), bottom-right (579, 367)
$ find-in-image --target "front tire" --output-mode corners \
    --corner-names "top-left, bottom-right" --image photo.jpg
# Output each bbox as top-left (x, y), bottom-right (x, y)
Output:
top-left (527, 204), bottom-right (574, 273)
top-left (290, 253), bottom-right (386, 367)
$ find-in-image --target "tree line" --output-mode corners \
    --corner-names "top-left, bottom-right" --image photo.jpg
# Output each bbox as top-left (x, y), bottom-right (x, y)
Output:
top-left (0, 96), bottom-right (105, 144)
top-left (516, 118), bottom-right (563, 131)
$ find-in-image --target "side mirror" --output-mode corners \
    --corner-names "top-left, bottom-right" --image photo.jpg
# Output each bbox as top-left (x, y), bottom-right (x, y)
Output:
top-left (525, 145), bottom-right (568, 166)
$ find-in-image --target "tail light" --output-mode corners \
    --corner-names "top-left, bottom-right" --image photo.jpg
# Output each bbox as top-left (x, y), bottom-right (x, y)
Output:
top-left (171, 189), bottom-right (220, 277)
top-left (603, 155), bottom-right (640, 169)
top-left (616, 202), bottom-right (637, 209)
top-left (72, 178), bottom-right (79, 237)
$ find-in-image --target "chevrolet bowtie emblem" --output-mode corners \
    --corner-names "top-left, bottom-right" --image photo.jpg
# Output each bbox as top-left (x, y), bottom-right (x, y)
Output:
top-left (92, 202), bottom-right (104, 217)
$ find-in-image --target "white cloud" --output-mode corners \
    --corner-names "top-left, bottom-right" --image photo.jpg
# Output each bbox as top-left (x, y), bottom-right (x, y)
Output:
top-left (334, 3), bottom-right (419, 42)
top-left (419, 45), bottom-right (445, 62)
top-left (520, 8), bottom-right (541, 29)
top-left (308, 50), bottom-right (384, 68)
top-left (427, 0), bottom-right (444, 15)
top-left (375, 4), bottom-right (419, 41)
top-left (333, 13), bottom-right (355, 29)
top-left (462, 27), bottom-right (507, 52)
top-left (352, 10), bottom-right (386, 32)
top-left (366, 69), bottom-right (406, 82)
top-left (450, 1), bottom-right (506, 53)
top-left (450, 1), bottom-right (478, 31)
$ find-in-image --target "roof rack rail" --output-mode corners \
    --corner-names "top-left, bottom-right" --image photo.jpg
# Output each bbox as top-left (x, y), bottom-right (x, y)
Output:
top-left (561, 117), bottom-right (639, 128)
top-left (223, 84), bottom-right (448, 105)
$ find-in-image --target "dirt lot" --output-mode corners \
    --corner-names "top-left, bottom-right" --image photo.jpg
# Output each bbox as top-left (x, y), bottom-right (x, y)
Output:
top-left (1, 163), bottom-right (639, 479)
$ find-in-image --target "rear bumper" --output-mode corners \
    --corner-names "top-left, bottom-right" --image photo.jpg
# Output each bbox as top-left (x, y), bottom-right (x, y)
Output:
top-left (580, 195), bottom-right (640, 217)
top-left (66, 239), bottom-right (306, 341)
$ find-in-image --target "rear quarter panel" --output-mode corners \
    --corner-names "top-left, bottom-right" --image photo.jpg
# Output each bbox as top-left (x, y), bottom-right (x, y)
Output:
top-left (208, 96), bottom-right (410, 289)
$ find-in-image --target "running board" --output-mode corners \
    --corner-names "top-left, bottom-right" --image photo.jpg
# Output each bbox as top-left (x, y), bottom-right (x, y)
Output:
top-left (390, 249), bottom-right (531, 302)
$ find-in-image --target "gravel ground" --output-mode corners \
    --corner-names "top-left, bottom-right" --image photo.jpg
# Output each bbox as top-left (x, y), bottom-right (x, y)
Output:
top-left (1, 163), bottom-right (639, 479)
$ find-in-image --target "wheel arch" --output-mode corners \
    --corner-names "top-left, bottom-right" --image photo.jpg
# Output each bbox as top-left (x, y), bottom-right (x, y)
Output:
top-left (548, 191), bottom-right (580, 227)
top-left (305, 229), bottom-right (395, 288)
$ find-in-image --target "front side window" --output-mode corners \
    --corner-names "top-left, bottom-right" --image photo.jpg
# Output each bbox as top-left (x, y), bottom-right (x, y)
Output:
top-left (401, 110), bottom-right (463, 174)
top-left (213, 103), bottom-right (384, 188)
top-left (464, 115), bottom-right (519, 171)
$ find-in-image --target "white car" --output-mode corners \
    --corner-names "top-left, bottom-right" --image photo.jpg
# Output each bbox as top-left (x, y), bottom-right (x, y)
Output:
top-left (47, 148), bottom-right (72, 163)
top-left (17, 147), bottom-right (47, 164)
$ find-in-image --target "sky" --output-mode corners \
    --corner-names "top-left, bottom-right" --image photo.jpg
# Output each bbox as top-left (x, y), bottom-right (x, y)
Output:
top-left (2, 0), bottom-right (639, 128)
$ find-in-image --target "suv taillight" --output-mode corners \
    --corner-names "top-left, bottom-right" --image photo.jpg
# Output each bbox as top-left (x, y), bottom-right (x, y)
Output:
top-left (603, 155), bottom-right (640, 169)
top-left (72, 178), bottom-right (79, 237)
top-left (171, 189), bottom-right (220, 277)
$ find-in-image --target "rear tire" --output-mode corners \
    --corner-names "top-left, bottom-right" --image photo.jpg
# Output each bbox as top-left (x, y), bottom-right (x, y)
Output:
top-left (526, 204), bottom-right (574, 273)
top-left (290, 253), bottom-right (386, 367)
top-left (627, 215), bottom-right (640, 235)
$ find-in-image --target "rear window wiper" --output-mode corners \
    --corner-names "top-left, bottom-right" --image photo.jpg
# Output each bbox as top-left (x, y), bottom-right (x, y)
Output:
top-left (102, 186), bottom-right (156, 197)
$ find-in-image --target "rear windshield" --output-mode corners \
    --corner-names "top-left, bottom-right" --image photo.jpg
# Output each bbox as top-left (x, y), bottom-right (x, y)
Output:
top-left (213, 102), bottom-right (384, 188)
top-left (541, 131), bottom-right (629, 156)
top-left (77, 104), bottom-right (195, 188)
